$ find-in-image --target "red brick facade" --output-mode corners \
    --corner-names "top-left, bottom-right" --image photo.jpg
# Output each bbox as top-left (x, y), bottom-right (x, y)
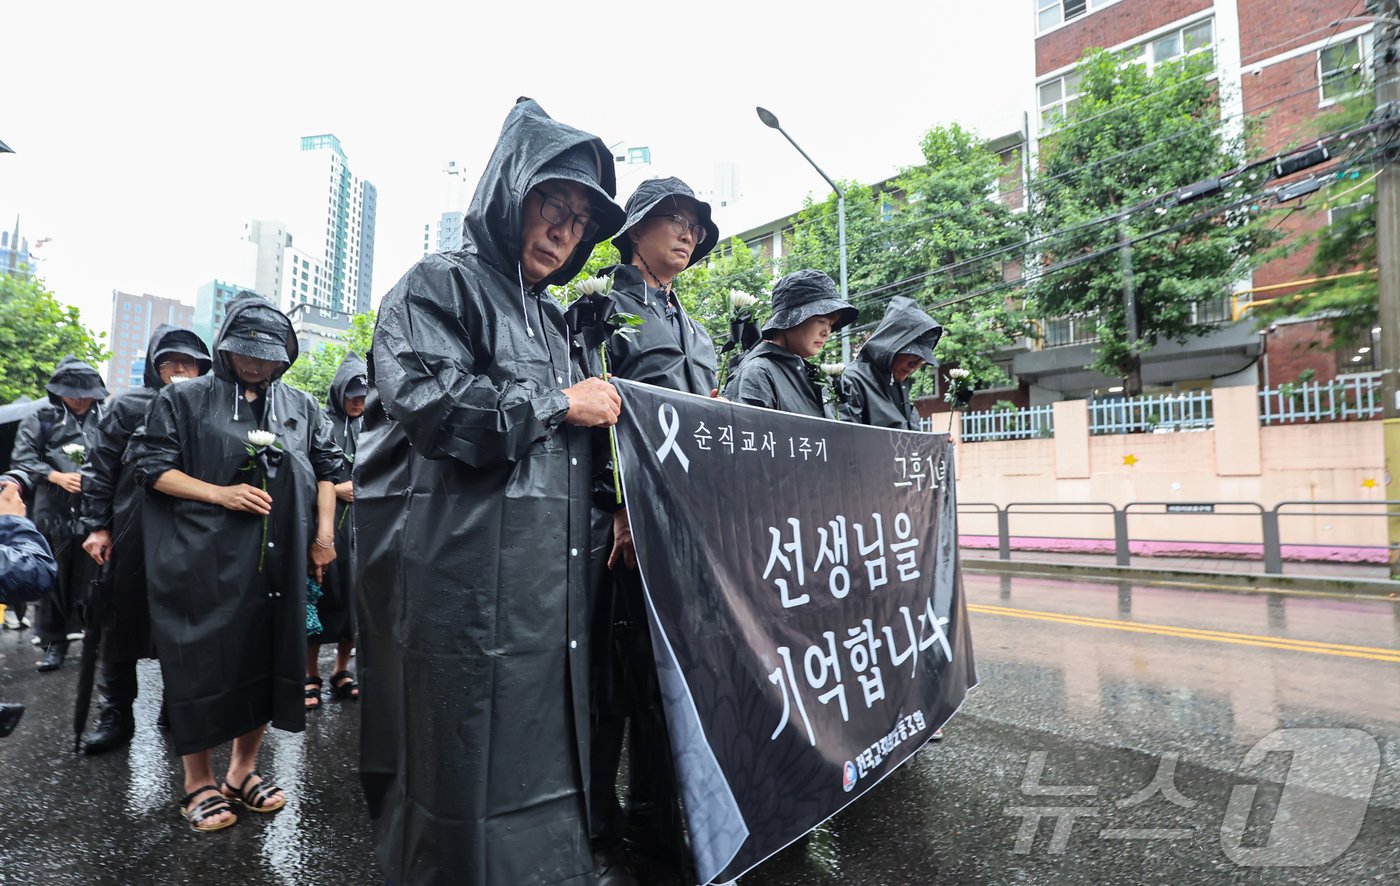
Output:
top-left (1237, 0), bottom-right (1354, 59)
top-left (1033, 0), bottom-right (1369, 391)
top-left (1036, 0), bottom-right (1212, 74)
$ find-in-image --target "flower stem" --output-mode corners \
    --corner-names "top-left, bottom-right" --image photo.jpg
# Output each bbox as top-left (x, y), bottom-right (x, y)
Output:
top-left (258, 476), bottom-right (268, 573)
top-left (600, 344), bottom-right (622, 506)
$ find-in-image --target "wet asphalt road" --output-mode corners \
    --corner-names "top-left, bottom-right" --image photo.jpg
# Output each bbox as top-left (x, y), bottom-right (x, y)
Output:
top-left (1, 573), bottom-right (1397, 885)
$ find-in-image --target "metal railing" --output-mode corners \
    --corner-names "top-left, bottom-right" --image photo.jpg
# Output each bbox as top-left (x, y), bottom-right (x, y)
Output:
top-left (957, 499), bottom-right (1400, 575)
top-left (1089, 390), bottom-right (1214, 435)
top-left (1258, 372), bottom-right (1381, 425)
top-left (960, 405), bottom-right (1056, 442)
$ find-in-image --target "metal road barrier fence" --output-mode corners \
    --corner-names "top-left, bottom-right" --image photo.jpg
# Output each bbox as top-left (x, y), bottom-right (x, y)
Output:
top-left (957, 499), bottom-right (1400, 576)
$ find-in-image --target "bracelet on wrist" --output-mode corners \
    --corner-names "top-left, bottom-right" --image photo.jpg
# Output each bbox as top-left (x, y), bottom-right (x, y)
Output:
top-left (314, 537), bottom-right (334, 549)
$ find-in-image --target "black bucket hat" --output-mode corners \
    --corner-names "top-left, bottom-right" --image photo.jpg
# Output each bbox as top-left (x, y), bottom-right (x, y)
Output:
top-left (344, 378), bottom-right (369, 399)
top-left (216, 304), bottom-right (293, 364)
top-left (45, 356), bottom-right (108, 401)
top-left (613, 177), bottom-right (720, 268)
top-left (527, 143), bottom-right (627, 245)
top-left (761, 269), bottom-right (858, 338)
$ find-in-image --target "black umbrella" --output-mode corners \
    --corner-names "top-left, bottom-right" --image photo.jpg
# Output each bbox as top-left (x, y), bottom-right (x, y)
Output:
top-left (72, 562), bottom-right (110, 753)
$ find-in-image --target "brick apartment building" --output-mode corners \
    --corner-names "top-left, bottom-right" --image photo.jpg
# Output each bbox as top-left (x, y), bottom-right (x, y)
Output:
top-left (735, 0), bottom-right (1375, 408)
top-left (1024, 0), bottom-right (1375, 397)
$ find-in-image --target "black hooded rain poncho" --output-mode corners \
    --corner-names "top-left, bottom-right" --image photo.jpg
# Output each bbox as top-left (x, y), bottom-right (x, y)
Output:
top-left (565, 176), bottom-right (719, 863)
top-left (10, 355), bottom-right (108, 648)
top-left (81, 324), bottom-right (211, 662)
top-left (839, 296), bottom-right (943, 430)
top-left (129, 295), bottom-right (344, 755)
top-left (310, 351), bottom-right (365, 646)
top-left (354, 98), bottom-right (624, 886)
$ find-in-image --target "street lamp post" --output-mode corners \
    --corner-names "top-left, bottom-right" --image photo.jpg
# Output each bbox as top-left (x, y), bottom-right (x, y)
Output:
top-left (757, 106), bottom-right (851, 362)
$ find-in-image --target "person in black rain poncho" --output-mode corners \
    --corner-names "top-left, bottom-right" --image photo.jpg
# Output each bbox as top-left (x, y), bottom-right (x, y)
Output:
top-left (565, 177), bottom-right (719, 883)
top-left (838, 295), bottom-right (942, 430)
top-left (354, 98), bottom-right (625, 885)
top-left (129, 294), bottom-right (344, 833)
top-left (722, 269), bottom-right (857, 417)
top-left (79, 325), bottom-right (212, 754)
top-left (9, 355), bottom-right (108, 672)
top-left (305, 351), bottom-right (366, 710)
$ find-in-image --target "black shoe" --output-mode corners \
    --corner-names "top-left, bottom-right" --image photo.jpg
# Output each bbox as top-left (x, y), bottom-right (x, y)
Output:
top-left (593, 847), bottom-right (639, 886)
top-left (0, 704), bottom-right (24, 738)
top-left (35, 645), bottom-right (66, 672)
top-left (82, 705), bottom-right (136, 755)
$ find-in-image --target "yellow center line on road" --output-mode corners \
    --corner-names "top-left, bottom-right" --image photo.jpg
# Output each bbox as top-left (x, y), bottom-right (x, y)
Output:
top-left (968, 603), bottom-right (1400, 664)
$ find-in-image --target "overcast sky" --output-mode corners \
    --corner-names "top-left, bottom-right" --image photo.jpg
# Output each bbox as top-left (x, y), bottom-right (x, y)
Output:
top-left (1, 0), bottom-right (1032, 336)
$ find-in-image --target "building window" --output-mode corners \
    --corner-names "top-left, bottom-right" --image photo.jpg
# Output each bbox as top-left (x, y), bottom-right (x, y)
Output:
top-left (1122, 18), bottom-right (1213, 73)
top-left (1038, 70), bottom-right (1083, 128)
top-left (1039, 18), bottom-right (1213, 130)
top-left (1320, 36), bottom-right (1367, 104)
top-left (1037, 0), bottom-right (1115, 33)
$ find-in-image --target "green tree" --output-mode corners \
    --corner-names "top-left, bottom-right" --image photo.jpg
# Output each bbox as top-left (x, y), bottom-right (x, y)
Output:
top-left (678, 237), bottom-right (774, 341)
top-left (0, 272), bottom-right (110, 403)
top-left (1252, 96), bottom-right (1376, 350)
top-left (776, 124), bottom-right (1031, 395)
top-left (282, 310), bottom-right (376, 404)
top-left (1027, 49), bottom-right (1280, 394)
top-left (892, 124), bottom-right (1032, 394)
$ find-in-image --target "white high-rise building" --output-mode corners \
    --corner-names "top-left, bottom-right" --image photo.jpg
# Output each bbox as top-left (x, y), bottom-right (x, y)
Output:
top-left (244, 219), bottom-right (292, 302)
top-left (422, 160), bottom-right (469, 256)
top-left (277, 134), bottom-right (377, 315)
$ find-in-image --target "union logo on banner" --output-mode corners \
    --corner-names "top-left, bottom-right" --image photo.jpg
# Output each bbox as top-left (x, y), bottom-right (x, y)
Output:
top-left (843, 760), bottom-right (859, 792)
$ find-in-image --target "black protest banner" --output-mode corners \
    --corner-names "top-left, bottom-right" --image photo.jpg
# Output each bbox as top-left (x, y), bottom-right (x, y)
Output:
top-left (613, 380), bottom-right (978, 885)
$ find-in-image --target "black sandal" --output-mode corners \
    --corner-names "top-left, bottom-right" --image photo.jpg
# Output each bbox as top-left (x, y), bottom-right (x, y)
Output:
top-left (305, 676), bottom-right (323, 710)
top-left (221, 770), bottom-right (286, 813)
top-left (329, 670), bottom-right (359, 701)
top-left (180, 785), bottom-right (238, 833)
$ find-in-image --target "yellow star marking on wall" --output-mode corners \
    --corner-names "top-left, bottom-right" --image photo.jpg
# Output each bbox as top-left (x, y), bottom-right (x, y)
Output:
top-left (1362, 478), bottom-right (1378, 488)
top-left (1123, 454), bottom-right (1138, 467)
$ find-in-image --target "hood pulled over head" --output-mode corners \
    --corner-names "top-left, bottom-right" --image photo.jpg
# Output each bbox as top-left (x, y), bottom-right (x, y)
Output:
top-left (212, 292), bottom-right (298, 384)
top-left (463, 97), bottom-right (626, 289)
top-left (327, 351), bottom-right (369, 418)
top-left (857, 296), bottom-right (943, 372)
top-left (144, 324), bottom-right (212, 389)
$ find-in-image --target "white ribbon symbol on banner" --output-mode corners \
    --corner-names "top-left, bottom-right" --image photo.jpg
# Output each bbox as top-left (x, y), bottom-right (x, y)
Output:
top-left (655, 403), bottom-right (691, 472)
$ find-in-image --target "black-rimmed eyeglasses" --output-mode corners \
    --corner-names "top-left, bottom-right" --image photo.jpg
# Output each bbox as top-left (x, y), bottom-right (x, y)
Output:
top-left (537, 191), bottom-right (600, 241)
top-left (651, 214), bottom-right (709, 245)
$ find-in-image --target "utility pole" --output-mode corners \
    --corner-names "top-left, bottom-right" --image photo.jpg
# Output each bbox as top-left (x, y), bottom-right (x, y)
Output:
top-left (1371, 0), bottom-right (1400, 575)
top-left (1117, 214), bottom-right (1143, 396)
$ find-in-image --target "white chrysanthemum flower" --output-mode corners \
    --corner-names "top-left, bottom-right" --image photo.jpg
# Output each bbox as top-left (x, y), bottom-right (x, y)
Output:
top-left (575, 276), bottom-right (612, 297)
top-left (948, 368), bottom-right (972, 380)
top-left (729, 290), bottom-right (758, 310)
top-left (62, 443), bottom-right (85, 459)
top-left (820, 362), bottom-right (846, 377)
top-left (247, 430), bottom-right (277, 448)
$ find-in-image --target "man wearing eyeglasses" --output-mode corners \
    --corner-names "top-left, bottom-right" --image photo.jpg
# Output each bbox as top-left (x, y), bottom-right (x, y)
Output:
top-left (355, 98), bottom-right (626, 886)
top-left (566, 176), bottom-right (720, 885)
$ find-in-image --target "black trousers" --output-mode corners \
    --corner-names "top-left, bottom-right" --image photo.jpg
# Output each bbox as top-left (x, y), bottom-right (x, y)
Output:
top-left (35, 535), bottom-right (89, 649)
top-left (589, 566), bottom-right (684, 866)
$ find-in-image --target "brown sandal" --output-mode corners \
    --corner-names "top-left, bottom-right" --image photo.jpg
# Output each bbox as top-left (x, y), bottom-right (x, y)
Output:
top-left (180, 785), bottom-right (238, 832)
